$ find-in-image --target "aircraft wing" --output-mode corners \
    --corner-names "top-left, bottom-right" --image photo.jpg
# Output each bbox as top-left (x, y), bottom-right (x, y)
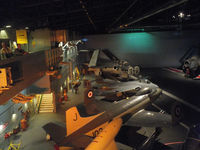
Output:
top-left (124, 109), bottom-right (173, 127)
top-left (43, 122), bottom-right (66, 144)
top-left (43, 122), bottom-right (93, 148)
top-left (88, 49), bottom-right (100, 67)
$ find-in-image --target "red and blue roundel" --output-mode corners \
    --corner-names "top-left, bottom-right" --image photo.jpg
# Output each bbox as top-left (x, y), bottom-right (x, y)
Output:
top-left (88, 90), bottom-right (93, 98)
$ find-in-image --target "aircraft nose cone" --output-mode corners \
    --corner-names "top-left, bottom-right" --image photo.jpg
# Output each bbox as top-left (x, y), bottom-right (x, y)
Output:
top-left (149, 88), bottom-right (162, 102)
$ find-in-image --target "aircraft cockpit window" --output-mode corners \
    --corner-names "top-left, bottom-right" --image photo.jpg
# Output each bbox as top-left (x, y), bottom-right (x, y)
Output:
top-left (135, 87), bottom-right (141, 91)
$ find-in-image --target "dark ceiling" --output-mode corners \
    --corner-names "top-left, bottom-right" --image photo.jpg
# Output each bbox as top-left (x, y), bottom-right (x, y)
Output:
top-left (1, 0), bottom-right (200, 35)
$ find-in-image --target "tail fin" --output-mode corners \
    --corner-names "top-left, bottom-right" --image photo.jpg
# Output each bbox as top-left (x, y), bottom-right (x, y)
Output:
top-left (84, 88), bottom-right (94, 105)
top-left (88, 49), bottom-right (99, 67)
top-left (66, 107), bottom-right (102, 136)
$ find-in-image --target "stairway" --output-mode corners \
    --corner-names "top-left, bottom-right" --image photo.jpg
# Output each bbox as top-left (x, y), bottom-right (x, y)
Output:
top-left (39, 93), bottom-right (54, 113)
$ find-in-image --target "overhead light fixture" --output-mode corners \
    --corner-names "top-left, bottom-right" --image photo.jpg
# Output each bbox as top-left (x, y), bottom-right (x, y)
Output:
top-left (147, 112), bottom-right (153, 116)
top-left (25, 27), bottom-right (29, 29)
top-left (5, 25), bottom-right (12, 28)
top-left (0, 123), bottom-right (8, 133)
top-left (0, 30), bottom-right (8, 39)
top-left (24, 103), bottom-right (28, 109)
top-left (0, 124), bottom-right (4, 131)
top-left (13, 41), bottom-right (17, 49)
top-left (11, 113), bottom-right (17, 121)
top-left (178, 12), bottom-right (185, 18)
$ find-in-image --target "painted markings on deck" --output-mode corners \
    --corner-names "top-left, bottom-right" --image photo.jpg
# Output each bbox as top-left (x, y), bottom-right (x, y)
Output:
top-left (180, 122), bottom-right (190, 130)
top-left (168, 67), bottom-right (183, 73)
top-left (163, 90), bottom-right (200, 113)
top-left (163, 68), bottom-right (184, 76)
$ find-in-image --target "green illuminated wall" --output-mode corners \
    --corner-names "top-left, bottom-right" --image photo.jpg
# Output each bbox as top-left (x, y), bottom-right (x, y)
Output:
top-left (84, 31), bottom-right (200, 67)
top-left (119, 32), bottom-right (157, 53)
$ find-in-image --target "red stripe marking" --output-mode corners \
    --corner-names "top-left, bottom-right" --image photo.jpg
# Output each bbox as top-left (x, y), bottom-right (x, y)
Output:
top-left (168, 67), bottom-right (183, 73)
top-left (164, 141), bottom-right (184, 145)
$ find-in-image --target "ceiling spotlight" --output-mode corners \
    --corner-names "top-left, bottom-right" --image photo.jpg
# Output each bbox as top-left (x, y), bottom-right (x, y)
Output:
top-left (5, 25), bottom-right (12, 28)
top-left (178, 12), bottom-right (185, 18)
top-left (0, 30), bottom-right (8, 38)
top-left (0, 124), bottom-right (4, 131)
top-left (11, 113), bottom-right (17, 121)
top-left (25, 27), bottom-right (29, 29)
top-left (187, 14), bottom-right (191, 17)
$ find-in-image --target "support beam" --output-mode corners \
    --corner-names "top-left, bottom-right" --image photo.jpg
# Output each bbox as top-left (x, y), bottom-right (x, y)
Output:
top-left (21, 1), bottom-right (50, 8)
top-left (79, 0), bottom-right (97, 31)
top-left (109, 0), bottom-right (138, 28)
top-left (110, 0), bottom-right (188, 33)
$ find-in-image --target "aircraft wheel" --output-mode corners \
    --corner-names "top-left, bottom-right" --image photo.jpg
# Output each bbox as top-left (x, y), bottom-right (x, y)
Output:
top-left (171, 102), bottom-right (184, 124)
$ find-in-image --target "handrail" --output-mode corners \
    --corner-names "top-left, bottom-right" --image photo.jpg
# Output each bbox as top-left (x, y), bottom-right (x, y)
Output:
top-left (37, 94), bottom-right (43, 113)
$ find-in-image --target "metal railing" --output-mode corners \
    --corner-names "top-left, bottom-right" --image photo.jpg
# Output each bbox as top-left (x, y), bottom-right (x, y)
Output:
top-left (36, 95), bottom-right (43, 113)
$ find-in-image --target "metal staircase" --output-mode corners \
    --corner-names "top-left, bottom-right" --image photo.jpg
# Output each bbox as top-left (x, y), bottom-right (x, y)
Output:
top-left (39, 93), bottom-right (54, 113)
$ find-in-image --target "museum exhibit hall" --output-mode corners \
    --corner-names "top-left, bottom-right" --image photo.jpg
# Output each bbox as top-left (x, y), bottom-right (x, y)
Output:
top-left (1, 0), bottom-right (200, 150)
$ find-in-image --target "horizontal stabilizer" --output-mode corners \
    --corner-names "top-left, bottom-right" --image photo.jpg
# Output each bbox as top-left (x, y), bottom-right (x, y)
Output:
top-left (88, 49), bottom-right (99, 67)
top-left (125, 110), bottom-right (173, 127)
top-left (43, 122), bottom-right (66, 144)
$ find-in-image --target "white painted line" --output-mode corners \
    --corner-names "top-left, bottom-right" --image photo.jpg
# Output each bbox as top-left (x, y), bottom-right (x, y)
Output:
top-left (180, 122), bottom-right (190, 131)
top-left (163, 90), bottom-right (200, 113)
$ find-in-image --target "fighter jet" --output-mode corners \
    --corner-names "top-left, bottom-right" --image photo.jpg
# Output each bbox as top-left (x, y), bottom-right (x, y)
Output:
top-left (85, 49), bottom-right (140, 81)
top-left (43, 87), bottom-right (176, 150)
top-left (87, 77), bottom-right (158, 103)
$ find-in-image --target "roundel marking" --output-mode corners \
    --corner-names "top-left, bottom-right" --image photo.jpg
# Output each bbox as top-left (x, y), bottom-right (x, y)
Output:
top-left (88, 91), bottom-right (93, 98)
